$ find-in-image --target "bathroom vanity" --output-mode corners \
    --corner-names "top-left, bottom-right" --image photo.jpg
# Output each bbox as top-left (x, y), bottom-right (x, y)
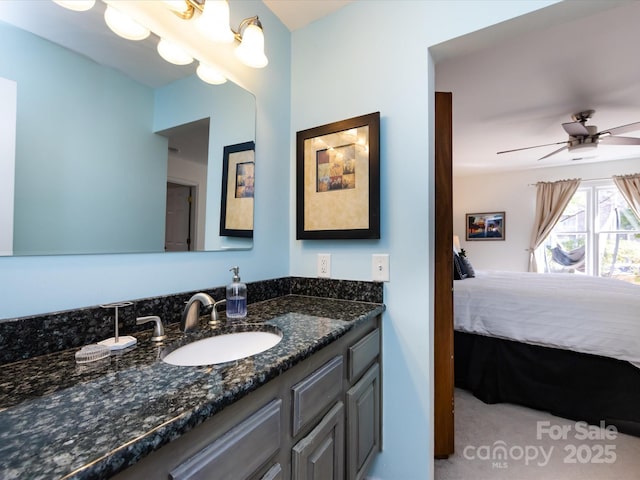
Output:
top-left (0, 293), bottom-right (383, 480)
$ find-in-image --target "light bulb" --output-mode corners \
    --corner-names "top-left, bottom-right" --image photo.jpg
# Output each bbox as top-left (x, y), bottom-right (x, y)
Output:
top-left (162, 0), bottom-right (188, 13)
top-left (196, 63), bottom-right (227, 85)
top-left (104, 5), bottom-right (150, 41)
top-left (157, 38), bottom-right (193, 65)
top-left (197, 0), bottom-right (234, 43)
top-left (235, 22), bottom-right (268, 68)
top-left (52, 0), bottom-right (96, 12)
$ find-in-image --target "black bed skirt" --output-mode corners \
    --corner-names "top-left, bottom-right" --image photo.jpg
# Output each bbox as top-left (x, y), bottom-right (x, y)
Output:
top-left (454, 331), bottom-right (640, 437)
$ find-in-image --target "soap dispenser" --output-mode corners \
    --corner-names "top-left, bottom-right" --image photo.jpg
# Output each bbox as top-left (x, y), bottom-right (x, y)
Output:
top-left (226, 266), bottom-right (247, 319)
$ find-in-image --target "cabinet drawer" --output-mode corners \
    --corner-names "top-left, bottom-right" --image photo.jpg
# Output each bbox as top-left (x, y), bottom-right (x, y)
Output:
top-left (291, 356), bottom-right (343, 436)
top-left (170, 399), bottom-right (281, 480)
top-left (348, 328), bottom-right (380, 382)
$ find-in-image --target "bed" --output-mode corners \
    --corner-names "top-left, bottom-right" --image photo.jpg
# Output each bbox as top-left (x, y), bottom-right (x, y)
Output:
top-left (453, 270), bottom-right (640, 436)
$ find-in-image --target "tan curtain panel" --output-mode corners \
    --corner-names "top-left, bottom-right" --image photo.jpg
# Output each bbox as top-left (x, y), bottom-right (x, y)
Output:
top-left (613, 173), bottom-right (640, 220)
top-left (528, 178), bottom-right (581, 272)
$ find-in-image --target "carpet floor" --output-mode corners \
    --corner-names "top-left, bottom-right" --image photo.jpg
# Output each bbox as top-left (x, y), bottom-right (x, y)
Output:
top-left (435, 388), bottom-right (640, 479)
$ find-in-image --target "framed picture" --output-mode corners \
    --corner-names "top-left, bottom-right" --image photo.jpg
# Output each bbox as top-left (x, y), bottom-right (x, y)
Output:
top-left (296, 112), bottom-right (380, 239)
top-left (465, 211), bottom-right (505, 241)
top-left (220, 141), bottom-right (255, 238)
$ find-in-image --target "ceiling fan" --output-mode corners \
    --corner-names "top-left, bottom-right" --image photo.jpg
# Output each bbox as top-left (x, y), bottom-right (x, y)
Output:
top-left (497, 110), bottom-right (640, 160)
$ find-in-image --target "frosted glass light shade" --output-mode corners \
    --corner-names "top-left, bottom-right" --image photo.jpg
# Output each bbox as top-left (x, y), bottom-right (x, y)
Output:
top-left (53, 0), bottom-right (96, 11)
top-left (157, 38), bottom-right (193, 65)
top-left (196, 63), bottom-right (227, 85)
top-left (197, 0), bottom-right (234, 43)
top-left (162, 0), bottom-right (189, 13)
top-left (104, 5), bottom-right (150, 41)
top-left (235, 23), bottom-right (268, 68)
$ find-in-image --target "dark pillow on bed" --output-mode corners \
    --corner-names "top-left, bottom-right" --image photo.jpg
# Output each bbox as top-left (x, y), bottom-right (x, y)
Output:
top-left (453, 253), bottom-right (468, 280)
top-left (461, 256), bottom-right (475, 278)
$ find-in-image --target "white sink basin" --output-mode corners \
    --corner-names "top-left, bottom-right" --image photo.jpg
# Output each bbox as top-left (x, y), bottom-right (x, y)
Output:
top-left (162, 330), bottom-right (283, 366)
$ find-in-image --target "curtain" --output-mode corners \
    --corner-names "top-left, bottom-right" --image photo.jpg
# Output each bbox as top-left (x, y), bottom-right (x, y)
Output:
top-left (528, 178), bottom-right (581, 272)
top-left (613, 173), bottom-right (640, 220)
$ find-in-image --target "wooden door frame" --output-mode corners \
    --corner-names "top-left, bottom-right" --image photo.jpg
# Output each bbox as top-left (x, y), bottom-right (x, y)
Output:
top-left (434, 91), bottom-right (454, 458)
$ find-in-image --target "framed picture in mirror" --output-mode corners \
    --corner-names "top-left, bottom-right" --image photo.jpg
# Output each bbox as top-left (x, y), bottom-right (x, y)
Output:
top-left (220, 141), bottom-right (255, 238)
top-left (296, 112), bottom-right (380, 240)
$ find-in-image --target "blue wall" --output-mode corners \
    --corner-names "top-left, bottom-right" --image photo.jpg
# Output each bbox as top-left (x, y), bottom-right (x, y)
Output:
top-left (289, 1), bottom-right (558, 478)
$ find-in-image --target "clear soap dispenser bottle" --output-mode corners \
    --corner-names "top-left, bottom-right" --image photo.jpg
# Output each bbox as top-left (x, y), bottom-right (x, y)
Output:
top-left (226, 266), bottom-right (247, 319)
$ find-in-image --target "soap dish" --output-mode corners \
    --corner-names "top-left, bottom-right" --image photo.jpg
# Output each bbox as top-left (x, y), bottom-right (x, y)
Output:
top-left (75, 344), bottom-right (111, 364)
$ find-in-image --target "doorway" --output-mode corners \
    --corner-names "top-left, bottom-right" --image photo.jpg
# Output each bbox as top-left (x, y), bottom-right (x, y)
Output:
top-left (165, 182), bottom-right (193, 251)
top-left (157, 117), bottom-right (210, 252)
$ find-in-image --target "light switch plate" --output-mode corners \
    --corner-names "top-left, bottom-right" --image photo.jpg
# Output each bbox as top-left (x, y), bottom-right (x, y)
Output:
top-left (372, 254), bottom-right (390, 282)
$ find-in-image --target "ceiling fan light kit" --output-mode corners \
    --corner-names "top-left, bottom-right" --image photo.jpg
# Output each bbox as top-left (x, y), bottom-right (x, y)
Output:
top-left (498, 109), bottom-right (640, 161)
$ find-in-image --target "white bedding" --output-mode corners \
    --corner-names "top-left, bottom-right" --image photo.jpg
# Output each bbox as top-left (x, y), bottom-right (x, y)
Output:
top-left (454, 270), bottom-right (640, 366)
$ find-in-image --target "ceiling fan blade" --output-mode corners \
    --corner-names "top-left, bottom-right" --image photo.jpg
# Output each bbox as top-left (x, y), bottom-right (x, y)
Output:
top-left (600, 121), bottom-right (640, 136)
top-left (538, 145), bottom-right (568, 160)
top-left (497, 140), bottom-right (567, 155)
top-left (599, 135), bottom-right (640, 146)
top-left (562, 121), bottom-right (590, 137)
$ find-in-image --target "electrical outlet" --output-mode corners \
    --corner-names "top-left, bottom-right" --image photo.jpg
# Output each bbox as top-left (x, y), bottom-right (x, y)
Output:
top-left (372, 254), bottom-right (390, 282)
top-left (317, 253), bottom-right (331, 278)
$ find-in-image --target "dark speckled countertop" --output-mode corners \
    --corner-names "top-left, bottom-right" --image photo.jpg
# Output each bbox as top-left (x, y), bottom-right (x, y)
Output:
top-left (0, 295), bottom-right (384, 480)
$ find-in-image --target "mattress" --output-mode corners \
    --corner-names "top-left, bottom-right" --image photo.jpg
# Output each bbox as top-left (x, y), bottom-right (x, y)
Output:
top-left (453, 270), bottom-right (640, 366)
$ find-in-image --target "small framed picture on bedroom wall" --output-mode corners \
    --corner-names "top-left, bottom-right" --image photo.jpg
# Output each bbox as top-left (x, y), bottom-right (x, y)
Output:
top-left (465, 211), bottom-right (505, 241)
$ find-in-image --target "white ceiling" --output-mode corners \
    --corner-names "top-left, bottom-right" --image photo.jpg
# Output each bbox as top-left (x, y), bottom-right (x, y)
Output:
top-left (434, 1), bottom-right (640, 175)
top-left (262, 0), bottom-right (354, 31)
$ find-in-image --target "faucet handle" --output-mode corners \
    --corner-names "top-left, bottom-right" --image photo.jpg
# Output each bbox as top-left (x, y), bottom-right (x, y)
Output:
top-left (136, 315), bottom-right (167, 342)
top-left (209, 299), bottom-right (227, 326)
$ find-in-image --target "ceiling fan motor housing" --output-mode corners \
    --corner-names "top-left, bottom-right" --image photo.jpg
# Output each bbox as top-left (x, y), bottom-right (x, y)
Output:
top-left (570, 109), bottom-right (595, 123)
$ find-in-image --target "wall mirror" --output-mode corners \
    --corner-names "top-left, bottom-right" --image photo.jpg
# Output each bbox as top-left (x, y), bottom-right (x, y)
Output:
top-left (0, 1), bottom-right (256, 256)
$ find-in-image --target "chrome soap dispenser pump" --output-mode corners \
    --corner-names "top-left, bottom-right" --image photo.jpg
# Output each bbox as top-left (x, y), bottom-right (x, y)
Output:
top-left (226, 266), bottom-right (247, 319)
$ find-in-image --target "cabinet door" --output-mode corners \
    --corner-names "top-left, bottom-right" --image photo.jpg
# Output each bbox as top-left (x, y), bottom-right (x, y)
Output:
top-left (346, 363), bottom-right (380, 480)
top-left (169, 399), bottom-right (281, 480)
top-left (292, 402), bottom-right (344, 480)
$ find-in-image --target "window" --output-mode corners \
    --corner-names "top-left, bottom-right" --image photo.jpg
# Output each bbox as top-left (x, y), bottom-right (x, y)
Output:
top-left (536, 180), bottom-right (640, 284)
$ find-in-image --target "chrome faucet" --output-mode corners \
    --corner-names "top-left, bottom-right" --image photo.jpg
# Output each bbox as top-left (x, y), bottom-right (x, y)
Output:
top-left (210, 298), bottom-right (227, 325)
top-left (181, 293), bottom-right (215, 333)
top-left (136, 315), bottom-right (167, 342)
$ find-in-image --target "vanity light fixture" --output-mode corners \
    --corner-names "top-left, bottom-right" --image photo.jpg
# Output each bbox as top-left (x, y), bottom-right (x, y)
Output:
top-left (52, 0), bottom-right (96, 12)
top-left (196, 62), bottom-right (227, 84)
top-left (51, 0), bottom-right (262, 86)
top-left (165, 0), bottom-right (268, 68)
top-left (234, 16), bottom-right (268, 68)
top-left (195, 0), bottom-right (235, 43)
top-left (157, 38), bottom-right (194, 65)
top-left (103, 4), bottom-right (150, 41)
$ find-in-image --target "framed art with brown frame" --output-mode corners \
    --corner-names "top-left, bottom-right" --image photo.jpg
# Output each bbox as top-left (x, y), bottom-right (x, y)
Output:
top-left (465, 211), bottom-right (505, 241)
top-left (296, 112), bottom-right (380, 240)
top-left (220, 141), bottom-right (255, 238)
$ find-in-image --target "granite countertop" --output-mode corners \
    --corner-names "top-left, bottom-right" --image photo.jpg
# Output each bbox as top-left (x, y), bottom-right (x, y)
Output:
top-left (0, 295), bottom-right (384, 480)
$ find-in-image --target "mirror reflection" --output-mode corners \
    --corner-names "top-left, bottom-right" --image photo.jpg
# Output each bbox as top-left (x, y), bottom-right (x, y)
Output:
top-left (0, 1), bottom-right (256, 256)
